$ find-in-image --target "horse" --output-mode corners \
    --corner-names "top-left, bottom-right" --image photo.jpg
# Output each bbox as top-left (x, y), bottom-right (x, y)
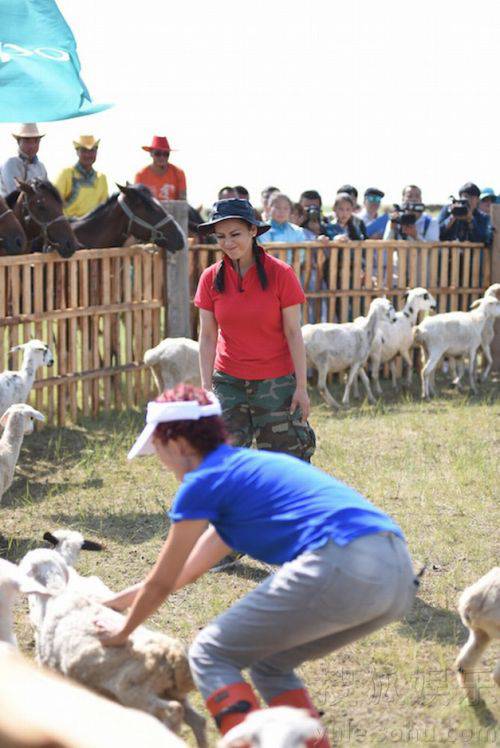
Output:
top-left (72, 183), bottom-right (185, 253)
top-left (0, 195), bottom-right (27, 255)
top-left (7, 180), bottom-right (79, 258)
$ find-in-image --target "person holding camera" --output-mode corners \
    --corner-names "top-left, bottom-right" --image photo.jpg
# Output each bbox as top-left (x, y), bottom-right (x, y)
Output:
top-left (383, 185), bottom-right (439, 242)
top-left (438, 182), bottom-right (492, 244)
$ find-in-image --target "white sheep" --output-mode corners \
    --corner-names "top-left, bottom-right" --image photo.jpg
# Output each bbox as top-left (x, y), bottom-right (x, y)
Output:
top-left (447, 283), bottom-right (500, 387)
top-left (0, 558), bottom-right (50, 646)
top-left (0, 644), bottom-right (187, 748)
top-left (0, 340), bottom-right (54, 418)
top-left (0, 403), bottom-right (45, 501)
top-left (366, 287), bottom-right (436, 395)
top-left (414, 295), bottom-right (500, 398)
top-left (455, 567), bottom-right (500, 703)
top-left (42, 529), bottom-right (112, 600)
top-left (302, 297), bottom-right (397, 409)
top-left (18, 549), bottom-right (207, 748)
top-left (219, 706), bottom-right (323, 748)
top-left (144, 337), bottom-right (200, 394)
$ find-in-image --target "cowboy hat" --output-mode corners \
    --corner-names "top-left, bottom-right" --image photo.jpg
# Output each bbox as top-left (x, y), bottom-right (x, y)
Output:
top-left (198, 199), bottom-right (270, 236)
top-left (73, 135), bottom-right (100, 150)
top-left (142, 135), bottom-right (176, 153)
top-left (12, 123), bottom-right (45, 139)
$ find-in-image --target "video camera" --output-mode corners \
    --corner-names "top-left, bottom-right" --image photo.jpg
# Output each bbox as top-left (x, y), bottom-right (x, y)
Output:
top-left (392, 203), bottom-right (425, 227)
top-left (448, 196), bottom-right (469, 218)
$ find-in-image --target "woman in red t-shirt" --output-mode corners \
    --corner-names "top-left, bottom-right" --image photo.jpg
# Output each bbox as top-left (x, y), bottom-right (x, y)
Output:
top-left (195, 198), bottom-right (315, 466)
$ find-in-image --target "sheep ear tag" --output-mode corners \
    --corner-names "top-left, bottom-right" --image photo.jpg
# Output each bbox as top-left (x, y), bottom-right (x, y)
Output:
top-left (81, 539), bottom-right (104, 551)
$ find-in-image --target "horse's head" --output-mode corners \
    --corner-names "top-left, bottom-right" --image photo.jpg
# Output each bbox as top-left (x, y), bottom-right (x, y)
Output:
top-left (0, 195), bottom-right (27, 255)
top-left (17, 179), bottom-right (80, 258)
top-left (116, 183), bottom-right (185, 253)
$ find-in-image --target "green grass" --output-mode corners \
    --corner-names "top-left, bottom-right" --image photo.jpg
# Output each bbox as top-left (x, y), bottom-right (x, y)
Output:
top-left (2, 376), bottom-right (499, 747)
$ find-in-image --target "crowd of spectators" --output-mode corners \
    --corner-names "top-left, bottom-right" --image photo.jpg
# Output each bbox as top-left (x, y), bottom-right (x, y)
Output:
top-left (0, 121), bottom-right (496, 248)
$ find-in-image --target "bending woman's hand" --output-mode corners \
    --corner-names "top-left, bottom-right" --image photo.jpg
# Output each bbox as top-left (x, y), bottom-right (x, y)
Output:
top-left (94, 619), bottom-right (130, 647)
top-left (291, 386), bottom-right (310, 421)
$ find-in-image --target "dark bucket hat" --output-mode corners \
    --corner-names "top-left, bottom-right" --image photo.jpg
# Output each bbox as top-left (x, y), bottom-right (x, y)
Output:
top-left (198, 199), bottom-right (270, 235)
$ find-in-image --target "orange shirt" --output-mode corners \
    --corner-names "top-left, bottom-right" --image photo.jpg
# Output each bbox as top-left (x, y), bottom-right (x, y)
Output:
top-left (134, 163), bottom-right (186, 201)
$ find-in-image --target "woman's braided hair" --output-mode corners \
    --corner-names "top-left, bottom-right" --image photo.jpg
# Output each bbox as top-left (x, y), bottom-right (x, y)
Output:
top-left (214, 233), bottom-right (268, 292)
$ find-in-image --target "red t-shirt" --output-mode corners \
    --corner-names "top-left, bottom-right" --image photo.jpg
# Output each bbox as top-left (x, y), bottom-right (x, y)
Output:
top-left (194, 252), bottom-right (305, 380)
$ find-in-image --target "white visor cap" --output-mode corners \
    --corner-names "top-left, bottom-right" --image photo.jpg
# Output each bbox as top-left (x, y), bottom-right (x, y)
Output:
top-left (127, 394), bottom-right (222, 460)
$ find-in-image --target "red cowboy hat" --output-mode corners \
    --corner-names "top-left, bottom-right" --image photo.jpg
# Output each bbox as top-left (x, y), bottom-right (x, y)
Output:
top-left (142, 135), bottom-right (176, 153)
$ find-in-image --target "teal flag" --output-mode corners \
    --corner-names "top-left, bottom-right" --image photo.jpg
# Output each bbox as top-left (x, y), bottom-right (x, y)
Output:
top-left (0, 0), bottom-right (111, 122)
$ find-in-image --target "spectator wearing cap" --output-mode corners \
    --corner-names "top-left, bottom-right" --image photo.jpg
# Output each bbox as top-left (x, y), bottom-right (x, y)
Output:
top-left (358, 188), bottom-right (388, 239)
top-left (479, 187), bottom-right (497, 216)
top-left (134, 136), bottom-right (186, 201)
top-left (0, 123), bottom-right (48, 197)
top-left (384, 185), bottom-right (439, 242)
top-left (438, 182), bottom-right (491, 244)
top-left (195, 197), bottom-right (315, 465)
top-left (55, 135), bottom-right (109, 219)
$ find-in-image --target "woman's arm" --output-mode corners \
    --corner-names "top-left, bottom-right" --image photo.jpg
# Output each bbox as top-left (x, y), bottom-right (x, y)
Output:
top-left (199, 309), bottom-right (218, 391)
top-left (96, 520), bottom-right (208, 645)
top-left (282, 304), bottom-right (310, 421)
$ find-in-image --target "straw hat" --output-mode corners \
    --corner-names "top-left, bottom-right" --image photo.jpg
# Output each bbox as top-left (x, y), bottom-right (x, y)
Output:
top-left (12, 123), bottom-right (45, 139)
top-left (73, 135), bottom-right (100, 150)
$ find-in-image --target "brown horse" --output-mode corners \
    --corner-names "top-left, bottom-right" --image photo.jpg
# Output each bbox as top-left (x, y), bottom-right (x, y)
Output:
top-left (7, 180), bottom-right (79, 258)
top-left (71, 183), bottom-right (185, 252)
top-left (0, 195), bottom-right (27, 255)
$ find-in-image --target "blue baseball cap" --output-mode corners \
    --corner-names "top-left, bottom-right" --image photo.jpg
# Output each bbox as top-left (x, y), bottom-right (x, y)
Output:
top-left (198, 199), bottom-right (270, 235)
top-left (479, 187), bottom-right (496, 201)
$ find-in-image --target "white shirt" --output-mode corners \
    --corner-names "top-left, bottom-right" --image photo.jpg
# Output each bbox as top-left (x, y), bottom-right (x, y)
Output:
top-left (0, 153), bottom-right (48, 196)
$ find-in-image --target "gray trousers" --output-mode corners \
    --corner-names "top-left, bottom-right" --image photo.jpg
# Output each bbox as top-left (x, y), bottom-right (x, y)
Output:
top-left (189, 533), bottom-right (416, 702)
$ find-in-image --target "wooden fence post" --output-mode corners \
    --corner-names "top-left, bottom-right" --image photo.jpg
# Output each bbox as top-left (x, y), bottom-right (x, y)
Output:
top-left (162, 200), bottom-right (190, 337)
top-left (490, 204), bottom-right (500, 373)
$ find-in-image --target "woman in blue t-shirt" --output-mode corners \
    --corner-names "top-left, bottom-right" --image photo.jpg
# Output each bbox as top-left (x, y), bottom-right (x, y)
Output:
top-left (96, 385), bottom-right (417, 747)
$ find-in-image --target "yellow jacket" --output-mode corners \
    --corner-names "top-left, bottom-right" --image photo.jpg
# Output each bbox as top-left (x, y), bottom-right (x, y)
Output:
top-left (55, 164), bottom-right (109, 218)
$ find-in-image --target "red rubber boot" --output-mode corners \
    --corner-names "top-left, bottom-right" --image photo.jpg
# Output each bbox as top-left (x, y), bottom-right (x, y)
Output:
top-left (269, 688), bottom-right (331, 747)
top-left (206, 681), bottom-right (260, 736)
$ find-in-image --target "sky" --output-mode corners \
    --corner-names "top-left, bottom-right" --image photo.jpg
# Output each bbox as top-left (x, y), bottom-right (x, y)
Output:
top-left (0, 0), bottom-right (499, 209)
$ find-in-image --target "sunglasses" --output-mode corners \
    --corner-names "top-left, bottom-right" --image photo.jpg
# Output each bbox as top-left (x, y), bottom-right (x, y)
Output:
top-left (366, 195), bottom-right (382, 204)
top-left (152, 150), bottom-right (170, 157)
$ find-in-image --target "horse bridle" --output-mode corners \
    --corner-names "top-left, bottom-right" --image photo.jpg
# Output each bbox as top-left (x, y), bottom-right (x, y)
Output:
top-left (22, 194), bottom-right (68, 253)
top-left (117, 193), bottom-right (174, 244)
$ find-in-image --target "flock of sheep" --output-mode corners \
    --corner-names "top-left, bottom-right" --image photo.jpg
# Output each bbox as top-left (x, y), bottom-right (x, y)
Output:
top-left (0, 282), bottom-right (499, 747)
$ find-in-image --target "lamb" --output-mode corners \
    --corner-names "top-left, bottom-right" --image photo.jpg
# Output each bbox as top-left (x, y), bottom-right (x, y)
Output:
top-left (0, 340), bottom-right (54, 418)
top-left (0, 558), bottom-right (50, 646)
top-left (18, 549), bottom-right (207, 748)
top-left (455, 567), bottom-right (500, 703)
top-left (219, 706), bottom-right (322, 748)
top-left (0, 403), bottom-right (45, 501)
top-left (413, 295), bottom-right (500, 398)
top-left (42, 529), bottom-right (112, 600)
top-left (144, 337), bottom-right (200, 394)
top-left (365, 287), bottom-right (436, 395)
top-left (0, 644), bottom-right (187, 748)
top-left (302, 297), bottom-right (397, 409)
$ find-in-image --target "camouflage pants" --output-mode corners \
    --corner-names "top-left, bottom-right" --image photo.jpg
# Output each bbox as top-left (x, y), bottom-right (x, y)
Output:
top-left (212, 371), bottom-right (316, 462)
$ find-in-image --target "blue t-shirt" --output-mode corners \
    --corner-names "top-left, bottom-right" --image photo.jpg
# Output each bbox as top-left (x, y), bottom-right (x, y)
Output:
top-left (169, 445), bottom-right (404, 564)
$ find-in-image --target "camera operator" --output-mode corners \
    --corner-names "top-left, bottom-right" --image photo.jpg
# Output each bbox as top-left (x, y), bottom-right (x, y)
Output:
top-left (438, 182), bottom-right (492, 244)
top-left (383, 185), bottom-right (439, 241)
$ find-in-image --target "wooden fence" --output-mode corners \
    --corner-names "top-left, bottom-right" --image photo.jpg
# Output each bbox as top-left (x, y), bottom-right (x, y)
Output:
top-left (0, 246), bottom-right (166, 425)
top-left (0, 239), bottom-right (491, 427)
top-left (189, 240), bottom-right (490, 335)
